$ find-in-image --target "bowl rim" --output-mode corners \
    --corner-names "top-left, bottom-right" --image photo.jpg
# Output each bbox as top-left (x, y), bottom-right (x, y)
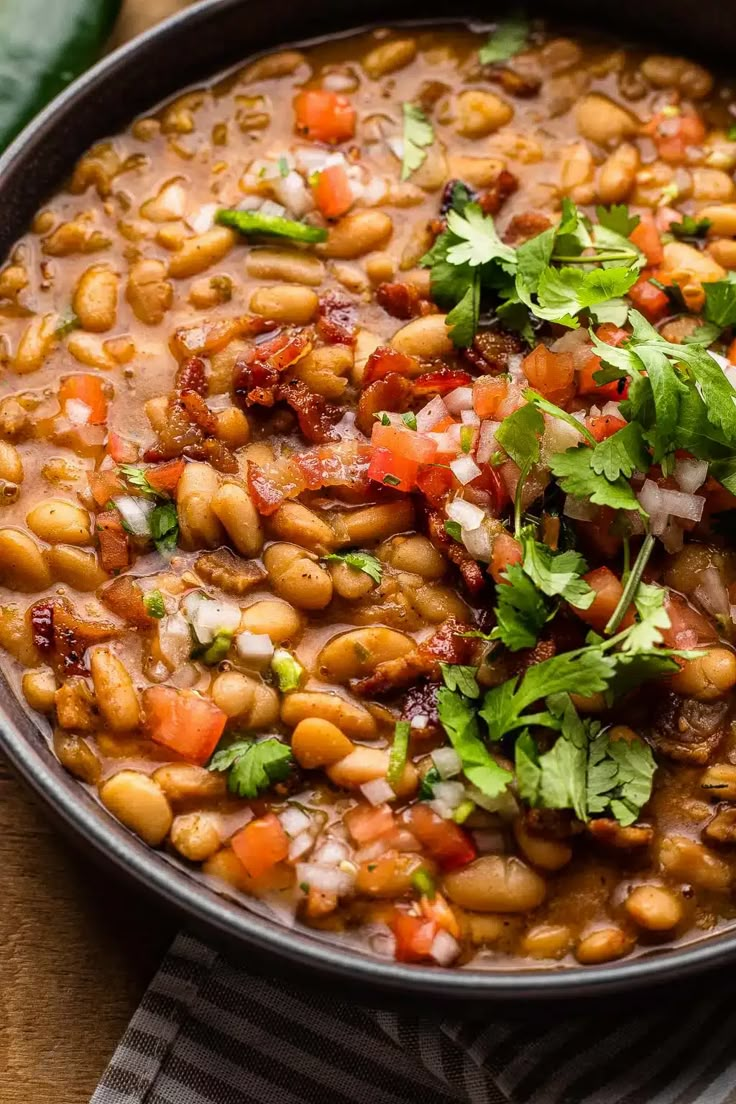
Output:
top-left (2, 0), bottom-right (736, 1001)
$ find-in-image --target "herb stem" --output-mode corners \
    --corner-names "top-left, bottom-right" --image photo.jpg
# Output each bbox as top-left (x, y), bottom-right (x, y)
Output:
top-left (551, 250), bottom-right (637, 264)
top-left (621, 536), bottom-right (631, 585)
top-left (604, 531), bottom-right (655, 636)
top-left (514, 457), bottom-right (532, 538)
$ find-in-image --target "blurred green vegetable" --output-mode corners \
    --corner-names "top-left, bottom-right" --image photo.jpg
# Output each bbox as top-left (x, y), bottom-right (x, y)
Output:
top-left (0, 0), bottom-right (122, 149)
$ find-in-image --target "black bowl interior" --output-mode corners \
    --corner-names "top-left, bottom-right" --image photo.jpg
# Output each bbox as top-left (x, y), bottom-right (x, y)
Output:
top-left (3, 0), bottom-right (736, 1005)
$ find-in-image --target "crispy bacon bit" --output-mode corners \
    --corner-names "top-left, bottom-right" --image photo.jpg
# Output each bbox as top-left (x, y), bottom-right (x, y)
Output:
top-left (275, 379), bottom-right (342, 443)
top-left (503, 212), bottom-right (552, 246)
top-left (295, 442), bottom-right (371, 492)
top-left (650, 692), bottom-right (729, 765)
top-left (440, 178), bottom-right (477, 215)
top-left (478, 170), bottom-right (519, 216)
top-left (424, 506), bottom-right (486, 595)
top-left (175, 356), bottom-right (207, 396)
top-left (30, 600), bottom-right (55, 653)
top-left (355, 618), bottom-right (477, 697)
top-left (317, 290), bottom-right (357, 345)
top-left (180, 390), bottom-right (218, 434)
top-left (355, 373), bottom-right (414, 436)
top-left (96, 510), bottom-right (130, 574)
top-left (171, 315), bottom-right (274, 360)
top-left (587, 818), bottom-right (654, 850)
top-left (413, 369), bottom-right (473, 395)
top-left (420, 617), bottom-right (476, 666)
top-left (247, 462), bottom-right (289, 515)
top-left (486, 67), bottom-right (541, 98)
top-left (376, 282), bottom-right (425, 321)
top-left (464, 329), bottom-right (525, 375)
top-left (363, 347), bottom-right (419, 387)
top-left (402, 680), bottom-right (440, 729)
top-left (101, 575), bottom-right (152, 629)
top-left (233, 331), bottom-right (314, 409)
top-left (196, 548), bottom-right (268, 596)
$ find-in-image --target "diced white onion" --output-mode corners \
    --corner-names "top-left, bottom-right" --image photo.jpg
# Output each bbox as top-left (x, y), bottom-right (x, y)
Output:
top-left (674, 458), bottom-right (708, 494)
top-left (446, 498), bottom-right (484, 531)
top-left (416, 395), bottom-right (449, 432)
top-left (157, 612), bottom-right (192, 668)
top-left (366, 922), bottom-right (396, 957)
top-left (322, 71), bottom-right (355, 92)
top-left (386, 135), bottom-right (404, 161)
top-left (288, 831), bottom-right (314, 861)
top-left (427, 431), bottom-right (459, 454)
top-left (507, 353), bottom-right (525, 381)
top-left (638, 478), bottom-right (705, 534)
top-left (552, 328), bottom-right (590, 353)
top-left (279, 806), bottom-right (312, 837)
top-left (476, 420), bottom-right (501, 465)
top-left (361, 177), bottom-right (388, 205)
top-left (601, 401), bottom-right (622, 418)
top-left (563, 494), bottom-right (597, 522)
top-left (444, 387), bottom-right (474, 414)
top-left (391, 828), bottom-right (421, 852)
top-left (294, 146), bottom-right (332, 175)
top-left (272, 170), bottom-right (313, 217)
top-left (295, 863), bottom-right (355, 896)
top-left (188, 598), bottom-right (242, 645)
top-left (248, 158), bottom-right (283, 181)
top-left (431, 929), bottom-right (461, 966)
top-left (410, 714), bottom-right (429, 730)
top-left (112, 495), bottom-right (155, 537)
top-left (695, 566), bottom-right (730, 620)
top-left (235, 631), bottom-right (274, 666)
top-left (432, 780), bottom-right (466, 808)
top-left (360, 778), bottom-right (395, 806)
top-left (461, 409), bottom-right (481, 426)
top-left (355, 838), bottom-right (392, 863)
top-left (431, 747), bottom-right (462, 779)
top-left (313, 838), bottom-right (350, 865)
top-left (155, 181), bottom-right (187, 219)
top-left (467, 783), bottom-right (517, 819)
top-left (461, 522), bottom-right (492, 562)
top-left (186, 202), bottom-right (217, 234)
top-left (259, 199), bottom-right (287, 218)
top-left (450, 455), bottom-right (482, 485)
top-left (428, 799), bottom-right (454, 820)
top-left (65, 398), bottom-right (92, 425)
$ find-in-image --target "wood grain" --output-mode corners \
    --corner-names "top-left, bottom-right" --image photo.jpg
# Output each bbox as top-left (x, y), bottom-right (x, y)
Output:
top-left (0, 4), bottom-right (187, 1101)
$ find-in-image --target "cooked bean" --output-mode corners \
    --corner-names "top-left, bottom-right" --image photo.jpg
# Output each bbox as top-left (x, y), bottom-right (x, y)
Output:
top-left (240, 599), bottom-right (302, 644)
top-left (153, 762), bottom-right (227, 804)
top-left (575, 93), bottom-right (638, 146)
top-left (291, 717), bottom-right (354, 768)
top-left (90, 648), bottom-right (141, 732)
top-left (702, 763), bottom-right (736, 801)
top-left (355, 851), bottom-right (427, 896)
top-left (390, 313), bottom-right (453, 359)
top-left (707, 240), bottom-right (736, 270)
top-left (126, 258), bottom-right (173, 324)
top-left (520, 924), bottom-right (572, 960)
top-left (22, 667), bottom-right (57, 713)
top-left (327, 746), bottom-right (417, 796)
top-left (443, 856), bottom-right (547, 912)
top-left (53, 729), bottom-right (101, 784)
top-left (99, 771), bottom-right (173, 846)
top-left (215, 406), bottom-right (251, 448)
top-left (293, 344), bottom-right (352, 399)
top-left (454, 90), bottom-right (513, 137)
top-left (318, 626), bottom-right (414, 681)
top-left (72, 265), bottom-right (119, 332)
top-left (661, 241), bottom-right (726, 284)
top-left (170, 812), bottom-right (222, 862)
top-left (249, 284), bottom-right (319, 324)
top-left (411, 583), bottom-right (469, 623)
top-left (363, 38), bottom-right (417, 79)
top-left (575, 928), bottom-right (632, 965)
top-left (281, 691), bottom-right (377, 739)
top-left (321, 211), bottom-right (393, 259)
top-left (691, 169), bottom-right (735, 203)
top-left (0, 441), bottom-right (23, 485)
top-left (245, 247), bottom-right (325, 286)
top-left (641, 54), bottom-right (713, 98)
top-left (12, 313), bottom-right (58, 374)
top-left (334, 500), bottom-right (416, 547)
top-left (659, 835), bottom-right (731, 891)
top-left (670, 648), bottom-right (736, 700)
top-left (625, 885), bottom-right (683, 931)
top-left (0, 604), bottom-right (40, 665)
top-left (26, 499), bottom-right (92, 545)
top-left (513, 818), bottom-right (573, 871)
top-left (446, 155), bottom-right (505, 188)
top-left (242, 48), bottom-right (305, 81)
top-left (328, 559), bottom-right (376, 600)
top-left (211, 671), bottom-right (279, 725)
top-left (268, 502), bottom-right (336, 554)
top-left (177, 462), bottom-right (224, 549)
top-left (560, 142), bottom-right (594, 201)
top-left (0, 529), bottom-right (52, 591)
top-left (211, 480), bottom-right (263, 557)
top-left (699, 204), bottom-right (736, 237)
top-left (263, 542), bottom-right (333, 610)
top-left (168, 226), bottom-right (236, 278)
top-left (598, 142), bottom-right (639, 204)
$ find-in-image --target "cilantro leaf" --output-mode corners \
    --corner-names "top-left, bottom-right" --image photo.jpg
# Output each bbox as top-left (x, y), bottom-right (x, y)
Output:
top-left (326, 550), bottom-right (382, 584)
top-left (419, 765), bottom-right (441, 799)
top-left (445, 273), bottom-right (480, 347)
top-left (515, 695), bottom-right (589, 820)
top-left (670, 214), bottom-right (711, 242)
top-left (400, 103), bottom-right (435, 181)
top-left (491, 563), bottom-right (553, 651)
top-left (271, 648), bottom-right (304, 691)
top-left (525, 389), bottom-right (595, 445)
top-left (605, 650), bottom-right (680, 700)
top-left (589, 421), bottom-right (650, 481)
top-left (531, 265), bottom-right (639, 328)
top-left (595, 204), bottom-right (640, 238)
top-left (520, 529), bottom-right (594, 609)
top-left (478, 17), bottom-right (529, 64)
top-left (437, 687), bottom-right (513, 798)
top-left (587, 729), bottom-right (656, 826)
top-left (495, 401), bottom-right (544, 468)
top-left (208, 736), bottom-right (293, 798)
top-left (440, 662), bottom-right (480, 699)
top-left (150, 502), bottom-right (179, 556)
top-left (143, 589), bottom-right (166, 619)
top-left (703, 274), bottom-right (736, 329)
top-left (445, 205), bottom-right (517, 269)
top-left (387, 720), bottom-right (411, 788)
top-left (549, 445), bottom-right (645, 514)
top-left (620, 582), bottom-right (670, 653)
top-left (119, 464), bottom-right (159, 498)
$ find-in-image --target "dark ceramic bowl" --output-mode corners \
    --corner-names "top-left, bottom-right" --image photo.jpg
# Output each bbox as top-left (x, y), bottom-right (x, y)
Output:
top-left (2, 0), bottom-right (736, 1006)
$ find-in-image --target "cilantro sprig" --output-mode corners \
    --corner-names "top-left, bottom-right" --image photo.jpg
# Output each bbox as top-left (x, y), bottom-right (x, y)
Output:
top-left (325, 550), bottom-right (382, 584)
top-left (208, 736), bottom-right (293, 798)
top-left (400, 103), bottom-right (434, 181)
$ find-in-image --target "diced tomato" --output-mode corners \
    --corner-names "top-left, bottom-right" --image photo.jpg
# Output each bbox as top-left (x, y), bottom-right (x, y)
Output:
top-left (415, 464), bottom-right (454, 508)
top-left (345, 804), bottom-right (395, 844)
top-left (363, 346), bottom-right (418, 386)
top-left (59, 374), bottom-right (108, 425)
top-left (473, 375), bottom-right (509, 418)
top-left (660, 592), bottom-right (718, 650)
top-left (644, 109), bottom-right (706, 164)
top-left (294, 89), bottom-right (356, 144)
top-left (88, 468), bottom-right (123, 507)
top-left (573, 566), bottom-right (629, 632)
top-left (586, 415), bottom-right (628, 442)
top-left (403, 804), bottom-right (476, 870)
top-left (629, 212), bottom-right (663, 266)
top-left (231, 813), bottom-right (289, 880)
top-left (577, 350), bottom-right (630, 402)
top-left (143, 685), bottom-right (227, 765)
top-left (146, 458), bottom-right (186, 494)
top-left (420, 892), bottom-right (460, 939)
top-left (470, 461), bottom-right (510, 515)
top-left (628, 272), bottom-right (670, 322)
top-left (107, 431), bottom-right (137, 464)
top-left (489, 531), bottom-right (523, 585)
top-left (522, 346), bottom-right (575, 405)
top-left (728, 338), bottom-right (736, 366)
top-left (392, 911), bottom-right (438, 963)
top-left (96, 510), bottom-right (130, 573)
top-left (595, 324), bottom-right (629, 349)
top-left (367, 446), bottom-right (419, 492)
top-left (412, 370), bottom-right (473, 396)
top-left (313, 163), bottom-right (354, 218)
top-left (372, 422), bottom-right (437, 464)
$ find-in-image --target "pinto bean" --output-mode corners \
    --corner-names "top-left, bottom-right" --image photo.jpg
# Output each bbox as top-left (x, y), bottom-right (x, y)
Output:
top-left (211, 480), bottom-right (263, 557)
top-left (211, 671), bottom-right (279, 725)
top-left (22, 667), bottom-right (57, 713)
top-left (177, 462), bottom-right (224, 549)
top-left (670, 648), bottom-right (736, 701)
top-left (268, 502), bottom-right (336, 554)
top-left (454, 90), bottom-right (513, 137)
top-left (291, 718), bottom-right (354, 768)
top-left (168, 226), bottom-right (236, 278)
top-left (12, 313), bottom-right (58, 374)
top-left (575, 928), bottom-right (633, 965)
top-left (26, 499), bottom-right (92, 545)
top-left (575, 93), bottom-right (638, 146)
top-left (513, 818), bottom-right (573, 871)
top-left (99, 771), bottom-right (173, 846)
top-left (443, 856), bottom-right (547, 912)
top-left (126, 258), bottom-right (173, 324)
top-left (249, 284), bottom-right (318, 324)
top-left (239, 599), bottom-right (302, 644)
top-left (170, 812), bottom-right (222, 861)
top-left (318, 626), bottom-right (414, 681)
top-left (390, 314), bottom-right (453, 358)
top-left (90, 648), bottom-right (141, 732)
top-left (327, 746), bottom-right (417, 796)
top-left (334, 501), bottom-right (416, 547)
top-left (363, 38), bottom-right (417, 78)
top-left (625, 885), bottom-right (683, 931)
top-left (658, 835), bottom-right (731, 891)
top-left (245, 248), bottom-right (325, 286)
top-left (72, 265), bottom-right (119, 332)
top-left (598, 142), bottom-right (639, 204)
top-left (263, 542), bottom-right (333, 610)
top-left (280, 691), bottom-right (377, 739)
top-left (321, 211), bottom-right (393, 259)
top-left (0, 530), bottom-right (52, 591)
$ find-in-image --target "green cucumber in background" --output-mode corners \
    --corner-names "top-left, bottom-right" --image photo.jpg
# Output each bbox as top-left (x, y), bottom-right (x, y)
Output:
top-left (0, 0), bottom-right (122, 149)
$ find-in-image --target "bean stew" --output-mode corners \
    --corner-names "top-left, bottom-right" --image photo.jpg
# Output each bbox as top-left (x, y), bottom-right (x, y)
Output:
top-left (4, 19), bottom-right (736, 970)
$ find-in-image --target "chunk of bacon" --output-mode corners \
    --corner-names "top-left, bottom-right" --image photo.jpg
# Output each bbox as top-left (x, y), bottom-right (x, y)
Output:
top-left (317, 290), bottom-right (357, 345)
top-left (463, 328), bottom-right (524, 376)
top-left (412, 369), bottom-right (473, 395)
top-left (175, 356), bottom-right (207, 396)
top-left (355, 373), bottom-right (414, 436)
top-left (233, 331), bottom-right (313, 408)
top-left (363, 347), bottom-right (419, 386)
top-left (31, 597), bottom-right (119, 675)
top-left (96, 510), bottom-right (130, 574)
top-left (100, 575), bottom-right (153, 629)
top-left (424, 506), bottom-right (486, 595)
top-left (355, 618), bottom-right (476, 696)
top-left (275, 378), bottom-right (342, 443)
top-left (375, 282), bottom-right (429, 321)
top-left (478, 169), bottom-right (519, 215)
top-left (503, 211), bottom-right (552, 245)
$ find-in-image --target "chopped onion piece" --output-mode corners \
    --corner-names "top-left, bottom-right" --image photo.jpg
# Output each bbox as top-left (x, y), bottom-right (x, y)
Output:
top-left (157, 612), bottom-right (192, 668)
top-left (279, 806), bottom-right (311, 837)
top-left (189, 598), bottom-right (241, 644)
top-left (446, 498), bottom-right (484, 530)
top-left (322, 71), bottom-right (355, 92)
top-left (461, 409), bottom-right (481, 426)
top-left (186, 202), bottom-right (217, 234)
top-left (444, 386), bottom-right (474, 414)
top-left (639, 478), bottom-right (705, 532)
top-left (273, 170), bottom-right (313, 217)
top-left (563, 494), bottom-right (597, 522)
top-left (427, 431), bottom-right (458, 454)
top-left (552, 328), bottom-right (590, 353)
top-left (386, 135), bottom-right (404, 161)
top-left (601, 400), bottom-right (622, 418)
top-left (461, 522), bottom-right (492, 562)
top-left (295, 863), bottom-right (355, 897)
top-left (313, 838), bottom-right (350, 865)
top-left (467, 783), bottom-right (517, 819)
top-left (416, 395), bottom-right (449, 432)
top-left (288, 831), bottom-right (314, 861)
top-left (355, 838), bottom-right (392, 863)
top-left (450, 455), bottom-right (482, 485)
top-left (431, 929), bottom-right (460, 966)
top-left (360, 778), bottom-right (395, 806)
top-left (65, 398), bottom-right (92, 425)
top-left (476, 420), bottom-right (501, 465)
top-left (410, 714), bottom-right (429, 730)
top-left (695, 566), bottom-right (730, 620)
top-left (112, 495), bottom-right (155, 537)
top-left (259, 199), bottom-right (287, 218)
top-left (235, 631), bottom-right (275, 666)
top-left (674, 458), bottom-right (708, 494)
top-left (431, 747), bottom-right (462, 779)
top-left (432, 780), bottom-right (466, 808)
top-left (366, 922), bottom-right (396, 958)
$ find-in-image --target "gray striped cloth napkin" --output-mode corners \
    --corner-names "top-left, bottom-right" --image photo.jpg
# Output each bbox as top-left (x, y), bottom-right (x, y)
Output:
top-left (91, 931), bottom-right (736, 1104)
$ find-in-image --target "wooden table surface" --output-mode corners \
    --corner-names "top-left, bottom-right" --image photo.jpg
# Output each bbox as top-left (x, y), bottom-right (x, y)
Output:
top-left (1, 4), bottom-right (189, 1102)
